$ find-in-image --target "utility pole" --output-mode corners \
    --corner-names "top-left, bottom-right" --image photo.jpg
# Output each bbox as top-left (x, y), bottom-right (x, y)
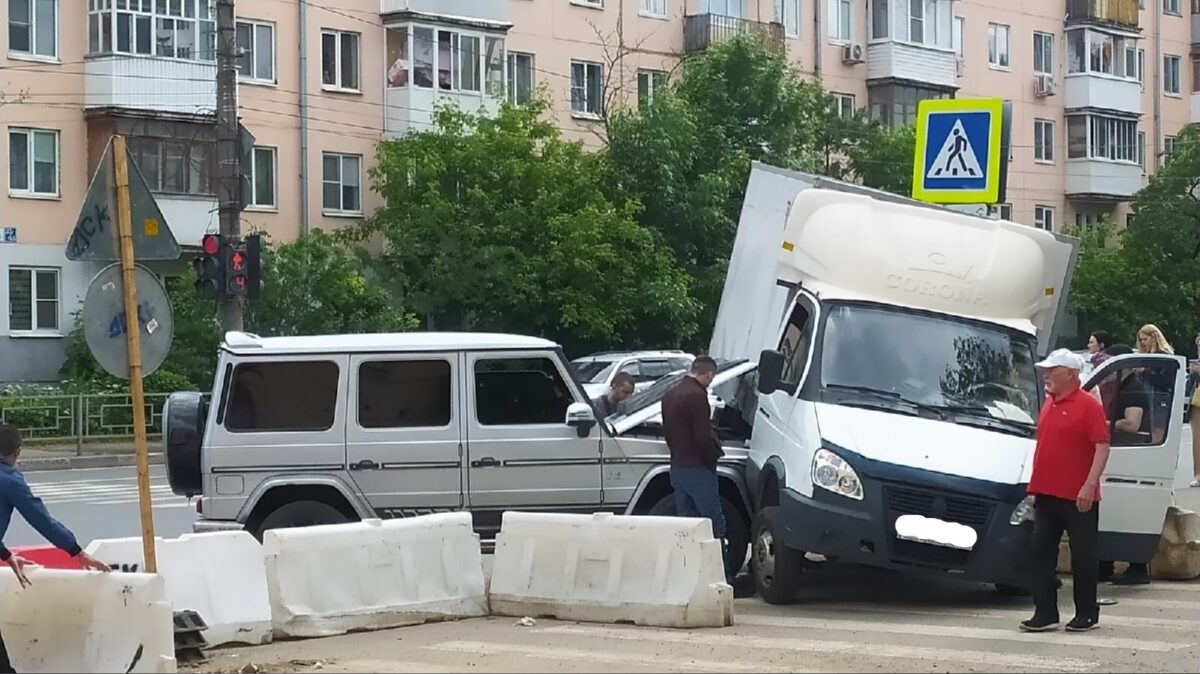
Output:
top-left (215, 0), bottom-right (242, 332)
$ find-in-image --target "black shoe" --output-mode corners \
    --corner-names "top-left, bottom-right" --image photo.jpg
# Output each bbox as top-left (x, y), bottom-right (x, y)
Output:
top-left (1065, 615), bottom-right (1100, 632)
top-left (1111, 567), bottom-right (1150, 585)
top-left (1019, 615), bottom-right (1061, 632)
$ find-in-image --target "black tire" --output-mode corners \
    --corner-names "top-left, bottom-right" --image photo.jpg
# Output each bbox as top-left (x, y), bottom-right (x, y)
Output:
top-left (163, 392), bottom-right (206, 497)
top-left (253, 500), bottom-right (351, 541)
top-left (751, 506), bottom-right (803, 605)
top-left (647, 493), bottom-right (751, 577)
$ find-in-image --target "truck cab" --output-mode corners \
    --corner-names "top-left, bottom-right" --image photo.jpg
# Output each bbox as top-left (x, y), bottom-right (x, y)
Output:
top-left (713, 166), bottom-right (1186, 603)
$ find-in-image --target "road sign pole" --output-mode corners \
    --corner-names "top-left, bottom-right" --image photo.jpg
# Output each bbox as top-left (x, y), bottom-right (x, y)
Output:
top-left (112, 134), bottom-right (158, 574)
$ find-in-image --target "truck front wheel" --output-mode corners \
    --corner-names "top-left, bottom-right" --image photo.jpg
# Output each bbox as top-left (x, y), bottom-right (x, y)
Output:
top-left (751, 506), bottom-right (803, 604)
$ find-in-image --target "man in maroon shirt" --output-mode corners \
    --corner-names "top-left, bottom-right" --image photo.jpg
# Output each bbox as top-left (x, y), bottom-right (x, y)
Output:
top-left (1022, 349), bottom-right (1112, 633)
top-left (661, 356), bottom-right (730, 580)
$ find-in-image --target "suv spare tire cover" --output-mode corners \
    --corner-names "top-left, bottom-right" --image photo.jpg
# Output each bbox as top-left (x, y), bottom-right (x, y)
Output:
top-left (164, 391), bottom-right (205, 497)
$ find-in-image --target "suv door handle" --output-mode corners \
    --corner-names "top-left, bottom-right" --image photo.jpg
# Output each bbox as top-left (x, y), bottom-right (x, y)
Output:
top-left (349, 459), bottom-right (379, 471)
top-left (471, 457), bottom-right (501, 468)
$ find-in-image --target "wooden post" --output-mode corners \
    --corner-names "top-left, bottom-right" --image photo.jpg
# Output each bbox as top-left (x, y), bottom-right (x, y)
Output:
top-left (112, 134), bottom-right (158, 574)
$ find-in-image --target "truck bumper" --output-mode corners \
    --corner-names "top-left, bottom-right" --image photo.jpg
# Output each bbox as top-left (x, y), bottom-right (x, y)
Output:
top-left (776, 485), bottom-right (1035, 588)
top-left (192, 519), bottom-right (245, 534)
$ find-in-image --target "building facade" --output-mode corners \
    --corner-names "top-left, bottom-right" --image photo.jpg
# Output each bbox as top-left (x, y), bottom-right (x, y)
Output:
top-left (0, 0), bottom-right (1195, 381)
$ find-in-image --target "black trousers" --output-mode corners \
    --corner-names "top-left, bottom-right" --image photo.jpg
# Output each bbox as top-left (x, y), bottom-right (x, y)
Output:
top-left (1031, 495), bottom-right (1099, 621)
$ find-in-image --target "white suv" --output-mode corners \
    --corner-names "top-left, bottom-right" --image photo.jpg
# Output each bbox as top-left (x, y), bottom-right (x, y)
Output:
top-left (570, 350), bottom-right (695, 399)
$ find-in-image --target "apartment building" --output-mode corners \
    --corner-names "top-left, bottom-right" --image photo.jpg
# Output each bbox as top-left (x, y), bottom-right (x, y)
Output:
top-left (0, 0), bottom-right (1194, 382)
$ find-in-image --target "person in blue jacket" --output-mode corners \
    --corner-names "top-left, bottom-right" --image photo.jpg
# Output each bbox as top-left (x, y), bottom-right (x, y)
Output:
top-left (0, 425), bottom-right (109, 673)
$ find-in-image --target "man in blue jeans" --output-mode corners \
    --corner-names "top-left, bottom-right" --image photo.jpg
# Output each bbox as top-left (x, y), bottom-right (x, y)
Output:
top-left (661, 356), bottom-right (732, 581)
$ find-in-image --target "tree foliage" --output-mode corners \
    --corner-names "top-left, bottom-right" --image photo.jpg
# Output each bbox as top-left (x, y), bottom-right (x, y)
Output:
top-left (362, 99), bottom-right (699, 355)
top-left (1069, 124), bottom-right (1200, 351)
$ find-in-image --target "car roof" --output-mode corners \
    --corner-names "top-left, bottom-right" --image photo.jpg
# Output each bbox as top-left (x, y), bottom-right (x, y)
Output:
top-left (573, 350), bottom-right (692, 362)
top-left (221, 331), bottom-right (559, 355)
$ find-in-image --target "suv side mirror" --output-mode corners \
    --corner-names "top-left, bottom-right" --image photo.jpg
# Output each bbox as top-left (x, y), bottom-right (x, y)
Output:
top-left (758, 349), bottom-right (786, 395)
top-left (566, 402), bottom-right (597, 438)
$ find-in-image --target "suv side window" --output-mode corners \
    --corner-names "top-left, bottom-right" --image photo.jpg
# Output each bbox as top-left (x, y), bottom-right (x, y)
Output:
top-left (475, 357), bottom-right (571, 426)
top-left (225, 361), bottom-right (340, 432)
top-left (358, 360), bottom-right (452, 429)
top-left (640, 359), bottom-right (672, 380)
top-left (778, 301), bottom-right (813, 388)
top-left (668, 357), bottom-right (692, 373)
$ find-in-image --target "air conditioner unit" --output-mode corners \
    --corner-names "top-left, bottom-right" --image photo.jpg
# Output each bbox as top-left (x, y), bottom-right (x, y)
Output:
top-left (955, 58), bottom-right (965, 77)
top-left (1034, 73), bottom-right (1057, 97)
top-left (842, 43), bottom-right (865, 65)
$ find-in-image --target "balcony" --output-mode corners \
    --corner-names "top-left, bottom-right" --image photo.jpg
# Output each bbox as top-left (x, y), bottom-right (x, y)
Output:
top-left (866, 42), bottom-right (958, 90)
top-left (1066, 0), bottom-right (1140, 30)
top-left (1064, 74), bottom-right (1142, 115)
top-left (84, 56), bottom-right (216, 117)
top-left (683, 14), bottom-right (785, 55)
top-left (381, 0), bottom-right (508, 24)
top-left (1065, 160), bottom-right (1144, 201)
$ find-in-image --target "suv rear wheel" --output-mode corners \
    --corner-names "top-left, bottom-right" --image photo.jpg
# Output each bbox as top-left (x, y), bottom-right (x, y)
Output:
top-left (253, 500), bottom-right (351, 541)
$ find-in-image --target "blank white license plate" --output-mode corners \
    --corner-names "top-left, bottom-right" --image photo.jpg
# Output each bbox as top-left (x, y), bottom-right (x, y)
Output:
top-left (894, 514), bottom-right (978, 551)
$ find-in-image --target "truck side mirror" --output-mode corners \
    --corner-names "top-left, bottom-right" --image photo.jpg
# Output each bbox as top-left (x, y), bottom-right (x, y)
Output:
top-left (758, 350), bottom-right (786, 395)
top-left (566, 402), bottom-right (597, 438)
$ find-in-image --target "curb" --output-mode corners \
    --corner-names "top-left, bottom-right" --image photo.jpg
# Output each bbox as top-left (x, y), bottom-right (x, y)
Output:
top-left (21, 453), bottom-right (164, 473)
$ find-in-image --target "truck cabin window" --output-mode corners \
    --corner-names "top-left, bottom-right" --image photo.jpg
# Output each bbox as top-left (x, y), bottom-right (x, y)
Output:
top-left (819, 305), bottom-right (1040, 425)
top-left (778, 302), bottom-right (813, 387)
top-left (1091, 363), bottom-right (1175, 446)
top-left (475, 357), bottom-right (572, 426)
top-left (224, 361), bottom-right (340, 432)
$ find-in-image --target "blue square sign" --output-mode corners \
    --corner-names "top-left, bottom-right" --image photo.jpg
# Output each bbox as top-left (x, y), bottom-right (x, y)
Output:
top-left (911, 98), bottom-right (1004, 204)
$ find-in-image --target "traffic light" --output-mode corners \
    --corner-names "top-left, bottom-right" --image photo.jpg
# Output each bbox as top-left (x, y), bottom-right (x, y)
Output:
top-left (194, 233), bottom-right (222, 299)
top-left (245, 234), bottom-right (263, 300)
top-left (224, 239), bottom-right (249, 298)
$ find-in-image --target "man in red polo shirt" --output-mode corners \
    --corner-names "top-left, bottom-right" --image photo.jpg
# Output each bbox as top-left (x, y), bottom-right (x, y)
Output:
top-left (1022, 349), bottom-right (1111, 633)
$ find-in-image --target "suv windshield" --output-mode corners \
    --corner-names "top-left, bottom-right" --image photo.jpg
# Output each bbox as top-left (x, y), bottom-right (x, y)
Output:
top-left (571, 360), bottom-right (617, 383)
top-left (819, 305), bottom-right (1040, 425)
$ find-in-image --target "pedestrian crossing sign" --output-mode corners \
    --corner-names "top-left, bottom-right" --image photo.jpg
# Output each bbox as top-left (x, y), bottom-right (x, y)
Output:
top-left (911, 98), bottom-right (1003, 204)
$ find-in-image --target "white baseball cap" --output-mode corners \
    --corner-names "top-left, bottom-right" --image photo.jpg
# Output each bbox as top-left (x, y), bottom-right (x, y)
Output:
top-left (1035, 348), bottom-right (1085, 371)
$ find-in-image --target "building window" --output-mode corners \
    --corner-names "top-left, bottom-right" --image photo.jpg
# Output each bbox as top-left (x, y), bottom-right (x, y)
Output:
top-left (1163, 0), bottom-right (1181, 14)
top-left (575, 0), bottom-right (604, 7)
top-left (570, 60), bottom-right (604, 118)
top-left (322, 152), bottom-right (362, 214)
top-left (869, 0), bottom-right (951, 46)
top-left (128, 136), bottom-right (213, 195)
top-left (1075, 212), bottom-right (1102, 232)
top-left (1163, 55), bottom-right (1181, 95)
top-left (1137, 49), bottom-right (1145, 89)
top-left (996, 203), bottom-right (1012, 221)
top-left (236, 19), bottom-right (275, 84)
top-left (774, 0), bottom-right (799, 37)
top-left (1033, 31), bottom-right (1053, 74)
top-left (829, 0), bottom-right (852, 41)
top-left (9, 0), bottom-right (57, 59)
top-left (867, 82), bottom-right (951, 127)
top-left (321, 29), bottom-right (360, 91)
top-left (1034, 119), bottom-right (1054, 163)
top-left (507, 52), bottom-right (535, 105)
top-left (88, 0), bottom-right (215, 61)
top-left (1066, 115), bottom-right (1139, 163)
top-left (8, 128), bottom-right (58, 197)
top-left (988, 23), bottom-right (1010, 68)
top-left (1137, 130), bottom-right (1146, 169)
top-left (1193, 55), bottom-right (1200, 92)
top-left (703, 0), bottom-right (742, 17)
top-left (8, 267), bottom-right (59, 334)
top-left (386, 26), bottom-right (409, 87)
top-left (640, 0), bottom-right (667, 17)
top-left (637, 70), bottom-right (667, 109)
top-left (833, 93), bottom-right (855, 119)
top-left (1034, 205), bottom-right (1054, 231)
top-left (952, 16), bottom-right (964, 59)
top-left (1163, 135), bottom-right (1178, 160)
top-left (871, 0), bottom-right (888, 39)
top-left (249, 146), bottom-right (276, 209)
top-left (1067, 29), bottom-right (1139, 79)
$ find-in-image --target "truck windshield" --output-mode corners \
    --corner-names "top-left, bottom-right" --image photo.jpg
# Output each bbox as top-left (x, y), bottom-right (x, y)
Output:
top-left (819, 304), bottom-right (1040, 425)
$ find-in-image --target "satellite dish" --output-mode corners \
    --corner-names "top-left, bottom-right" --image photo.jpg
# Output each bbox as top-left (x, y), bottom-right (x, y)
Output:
top-left (82, 263), bottom-right (174, 380)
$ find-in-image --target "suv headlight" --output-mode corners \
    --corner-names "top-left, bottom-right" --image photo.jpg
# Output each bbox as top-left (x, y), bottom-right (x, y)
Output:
top-left (812, 449), bottom-right (863, 500)
top-left (1009, 495), bottom-right (1035, 525)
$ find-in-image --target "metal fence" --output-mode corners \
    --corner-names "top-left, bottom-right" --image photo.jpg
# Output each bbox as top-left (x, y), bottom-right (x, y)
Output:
top-left (683, 13), bottom-right (786, 55)
top-left (0, 393), bottom-right (169, 454)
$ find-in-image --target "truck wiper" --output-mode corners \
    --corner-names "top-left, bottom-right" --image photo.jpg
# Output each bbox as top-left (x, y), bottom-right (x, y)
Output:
top-left (935, 402), bottom-right (1036, 428)
top-left (825, 384), bottom-right (937, 414)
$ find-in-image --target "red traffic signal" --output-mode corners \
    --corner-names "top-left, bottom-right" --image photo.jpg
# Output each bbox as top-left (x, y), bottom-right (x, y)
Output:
top-left (230, 250), bottom-right (246, 272)
top-left (201, 234), bottom-right (221, 256)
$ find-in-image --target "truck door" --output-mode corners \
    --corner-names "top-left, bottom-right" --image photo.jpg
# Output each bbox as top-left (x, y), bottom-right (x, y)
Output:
top-left (752, 293), bottom-right (818, 470)
top-left (1083, 353), bottom-right (1185, 564)
top-left (345, 353), bottom-right (464, 517)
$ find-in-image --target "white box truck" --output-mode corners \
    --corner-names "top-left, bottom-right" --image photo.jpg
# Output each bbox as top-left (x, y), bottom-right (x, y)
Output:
top-left (714, 163), bottom-right (1187, 603)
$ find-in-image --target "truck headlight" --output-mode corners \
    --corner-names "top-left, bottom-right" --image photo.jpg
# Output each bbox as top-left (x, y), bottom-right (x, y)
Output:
top-left (812, 449), bottom-right (863, 500)
top-left (1009, 495), bottom-right (1035, 525)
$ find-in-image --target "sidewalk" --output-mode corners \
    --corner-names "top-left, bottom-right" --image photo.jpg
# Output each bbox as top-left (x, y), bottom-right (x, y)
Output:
top-left (18, 441), bottom-right (163, 473)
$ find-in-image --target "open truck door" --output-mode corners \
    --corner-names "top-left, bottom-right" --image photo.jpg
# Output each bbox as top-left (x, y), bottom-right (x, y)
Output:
top-left (1083, 352), bottom-right (1186, 564)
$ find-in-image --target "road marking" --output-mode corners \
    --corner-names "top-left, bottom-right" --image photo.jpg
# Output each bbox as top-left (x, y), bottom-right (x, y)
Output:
top-left (538, 625), bottom-right (1097, 672)
top-left (734, 613), bottom-right (1190, 652)
top-left (423, 641), bottom-right (796, 673)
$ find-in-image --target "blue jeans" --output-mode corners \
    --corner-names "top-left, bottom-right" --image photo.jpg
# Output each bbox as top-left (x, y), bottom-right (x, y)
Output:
top-left (670, 465), bottom-right (726, 539)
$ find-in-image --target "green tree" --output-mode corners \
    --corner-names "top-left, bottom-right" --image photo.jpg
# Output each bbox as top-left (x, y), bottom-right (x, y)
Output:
top-left (845, 119), bottom-right (917, 195)
top-left (362, 98), bottom-right (699, 355)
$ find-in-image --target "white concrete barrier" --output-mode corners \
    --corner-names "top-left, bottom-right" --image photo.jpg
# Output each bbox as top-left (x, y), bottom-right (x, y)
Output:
top-left (263, 513), bottom-right (487, 638)
top-left (1151, 507), bottom-right (1200, 580)
top-left (489, 512), bottom-right (733, 628)
top-left (84, 531), bottom-right (272, 646)
top-left (0, 568), bottom-right (175, 673)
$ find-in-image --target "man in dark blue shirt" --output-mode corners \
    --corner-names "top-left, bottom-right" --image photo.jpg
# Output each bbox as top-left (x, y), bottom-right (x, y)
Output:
top-left (0, 425), bottom-right (109, 673)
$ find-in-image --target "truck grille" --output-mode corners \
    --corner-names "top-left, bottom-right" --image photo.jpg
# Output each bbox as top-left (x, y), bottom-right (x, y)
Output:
top-left (884, 485), bottom-right (996, 570)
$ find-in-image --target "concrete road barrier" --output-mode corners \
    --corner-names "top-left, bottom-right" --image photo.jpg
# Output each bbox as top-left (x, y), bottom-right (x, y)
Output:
top-left (1151, 507), bottom-right (1200, 580)
top-left (0, 568), bottom-right (175, 673)
top-left (489, 512), bottom-right (733, 628)
top-left (85, 531), bottom-right (272, 647)
top-left (263, 513), bottom-right (487, 638)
